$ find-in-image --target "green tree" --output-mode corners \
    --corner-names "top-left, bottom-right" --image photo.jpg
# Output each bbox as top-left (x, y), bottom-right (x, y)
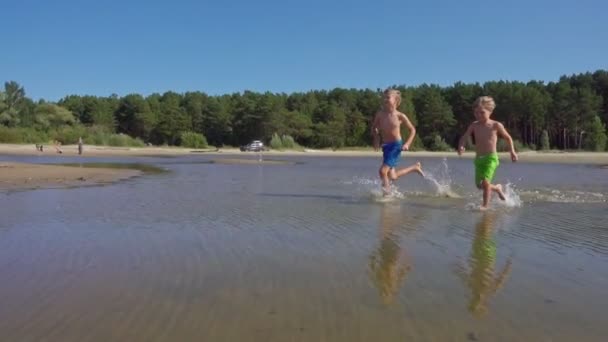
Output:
top-left (345, 109), bottom-right (367, 146)
top-left (3, 81), bottom-right (25, 112)
top-left (152, 92), bottom-right (189, 145)
top-left (34, 104), bottom-right (75, 130)
top-left (283, 109), bottom-right (313, 144)
top-left (180, 131), bottom-right (208, 148)
top-left (445, 81), bottom-right (483, 136)
top-left (114, 94), bottom-right (156, 140)
top-left (0, 82), bottom-right (27, 127)
top-left (414, 85), bottom-right (456, 147)
top-left (592, 70), bottom-right (608, 125)
top-left (540, 130), bottom-right (550, 150)
top-left (0, 92), bottom-right (20, 127)
top-left (582, 115), bottom-right (607, 151)
top-left (1, 69), bottom-right (607, 150)
top-left (313, 102), bottom-right (346, 149)
top-left (202, 96), bottom-right (232, 146)
top-left (573, 87), bottom-right (602, 149)
top-left (548, 80), bottom-right (576, 149)
top-left (183, 92), bottom-right (207, 134)
top-left (519, 83), bottom-right (551, 147)
top-left (231, 91), bottom-right (263, 144)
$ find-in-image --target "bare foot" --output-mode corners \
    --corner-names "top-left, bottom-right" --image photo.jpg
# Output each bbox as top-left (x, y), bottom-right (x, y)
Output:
top-left (382, 187), bottom-right (391, 197)
top-left (495, 184), bottom-right (506, 201)
top-left (479, 205), bottom-right (488, 211)
top-left (414, 162), bottom-right (425, 177)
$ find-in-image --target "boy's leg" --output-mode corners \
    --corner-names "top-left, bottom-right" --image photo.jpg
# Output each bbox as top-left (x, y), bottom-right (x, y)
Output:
top-left (481, 180), bottom-right (492, 209)
top-left (491, 184), bottom-right (506, 201)
top-left (379, 164), bottom-right (391, 195)
top-left (481, 181), bottom-right (506, 208)
top-left (391, 162), bottom-right (424, 180)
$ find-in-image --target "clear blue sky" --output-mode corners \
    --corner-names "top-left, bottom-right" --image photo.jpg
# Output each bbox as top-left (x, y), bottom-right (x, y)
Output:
top-left (1, 0), bottom-right (606, 101)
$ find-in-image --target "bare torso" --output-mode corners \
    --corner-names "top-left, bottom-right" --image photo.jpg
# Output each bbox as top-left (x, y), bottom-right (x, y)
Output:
top-left (472, 120), bottom-right (499, 155)
top-left (376, 110), bottom-right (403, 143)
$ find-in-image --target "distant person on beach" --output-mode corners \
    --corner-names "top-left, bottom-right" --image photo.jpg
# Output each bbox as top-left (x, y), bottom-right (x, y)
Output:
top-left (457, 96), bottom-right (518, 209)
top-left (53, 140), bottom-right (63, 154)
top-left (371, 89), bottom-right (424, 196)
top-left (78, 137), bottom-right (83, 155)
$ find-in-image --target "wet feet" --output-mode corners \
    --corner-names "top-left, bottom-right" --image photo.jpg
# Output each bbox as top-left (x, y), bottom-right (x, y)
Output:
top-left (414, 162), bottom-right (425, 177)
top-left (495, 184), bottom-right (506, 201)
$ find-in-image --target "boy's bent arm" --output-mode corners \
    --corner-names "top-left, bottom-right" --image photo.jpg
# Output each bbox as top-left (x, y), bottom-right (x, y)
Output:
top-left (458, 124), bottom-right (473, 155)
top-left (496, 123), bottom-right (515, 152)
top-left (497, 123), bottom-right (518, 161)
top-left (371, 113), bottom-right (379, 135)
top-left (371, 112), bottom-right (380, 150)
top-left (399, 113), bottom-right (416, 150)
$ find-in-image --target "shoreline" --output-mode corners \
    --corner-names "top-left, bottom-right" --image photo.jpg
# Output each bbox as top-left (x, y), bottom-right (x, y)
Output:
top-left (0, 143), bottom-right (607, 165)
top-left (1, 143), bottom-right (606, 191)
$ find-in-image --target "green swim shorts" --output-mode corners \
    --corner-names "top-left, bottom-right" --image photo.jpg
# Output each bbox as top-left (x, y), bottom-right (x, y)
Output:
top-left (474, 153), bottom-right (499, 187)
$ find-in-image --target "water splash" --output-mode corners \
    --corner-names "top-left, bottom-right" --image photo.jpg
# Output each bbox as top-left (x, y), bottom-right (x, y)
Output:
top-left (422, 158), bottom-right (461, 198)
top-left (464, 202), bottom-right (484, 211)
top-left (345, 177), bottom-right (405, 201)
top-left (464, 183), bottom-right (522, 210)
top-left (519, 188), bottom-right (607, 203)
top-left (498, 183), bottom-right (522, 208)
top-left (344, 176), bottom-right (382, 197)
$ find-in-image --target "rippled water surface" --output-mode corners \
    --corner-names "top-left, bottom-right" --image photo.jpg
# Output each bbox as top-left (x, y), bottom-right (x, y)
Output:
top-left (1, 154), bottom-right (607, 341)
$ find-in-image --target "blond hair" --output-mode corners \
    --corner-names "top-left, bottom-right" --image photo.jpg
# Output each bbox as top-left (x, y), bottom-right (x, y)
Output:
top-left (473, 96), bottom-right (496, 112)
top-left (383, 88), bottom-right (402, 107)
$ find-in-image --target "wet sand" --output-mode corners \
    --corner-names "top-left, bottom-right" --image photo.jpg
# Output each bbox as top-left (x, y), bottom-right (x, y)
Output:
top-left (0, 162), bottom-right (141, 191)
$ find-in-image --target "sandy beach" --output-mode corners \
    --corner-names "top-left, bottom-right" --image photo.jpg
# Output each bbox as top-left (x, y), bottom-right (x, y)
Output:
top-left (1, 143), bottom-right (607, 165)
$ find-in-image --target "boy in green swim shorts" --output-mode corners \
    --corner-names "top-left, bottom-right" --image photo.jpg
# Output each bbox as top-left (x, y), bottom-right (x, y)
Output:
top-left (457, 96), bottom-right (518, 209)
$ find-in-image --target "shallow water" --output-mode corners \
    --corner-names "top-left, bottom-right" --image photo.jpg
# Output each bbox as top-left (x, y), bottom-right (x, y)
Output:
top-left (1, 154), bottom-right (607, 341)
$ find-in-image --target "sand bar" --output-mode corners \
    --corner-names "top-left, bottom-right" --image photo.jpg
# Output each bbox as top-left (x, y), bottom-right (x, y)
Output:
top-left (0, 162), bottom-right (141, 191)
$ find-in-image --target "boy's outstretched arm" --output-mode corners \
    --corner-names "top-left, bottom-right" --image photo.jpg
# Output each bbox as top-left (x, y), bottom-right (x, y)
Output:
top-left (497, 123), bottom-right (518, 162)
top-left (458, 124), bottom-right (474, 156)
top-left (399, 113), bottom-right (416, 151)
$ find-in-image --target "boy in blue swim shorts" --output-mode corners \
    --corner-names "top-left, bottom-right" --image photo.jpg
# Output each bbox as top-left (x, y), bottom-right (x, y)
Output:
top-left (371, 89), bottom-right (424, 195)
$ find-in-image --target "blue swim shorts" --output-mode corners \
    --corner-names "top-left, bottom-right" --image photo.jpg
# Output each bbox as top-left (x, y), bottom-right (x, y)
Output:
top-left (382, 140), bottom-right (403, 168)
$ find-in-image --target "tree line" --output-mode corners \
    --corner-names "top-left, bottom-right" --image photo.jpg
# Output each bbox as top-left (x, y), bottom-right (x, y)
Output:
top-left (1, 69), bottom-right (606, 151)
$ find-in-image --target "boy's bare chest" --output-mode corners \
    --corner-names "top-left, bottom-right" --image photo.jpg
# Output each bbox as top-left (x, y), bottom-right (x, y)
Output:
top-left (473, 124), bottom-right (497, 139)
top-left (379, 114), bottom-right (400, 128)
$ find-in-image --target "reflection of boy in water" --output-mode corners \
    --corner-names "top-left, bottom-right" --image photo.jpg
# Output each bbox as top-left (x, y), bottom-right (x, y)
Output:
top-left (456, 212), bottom-right (512, 317)
top-left (368, 205), bottom-right (411, 305)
